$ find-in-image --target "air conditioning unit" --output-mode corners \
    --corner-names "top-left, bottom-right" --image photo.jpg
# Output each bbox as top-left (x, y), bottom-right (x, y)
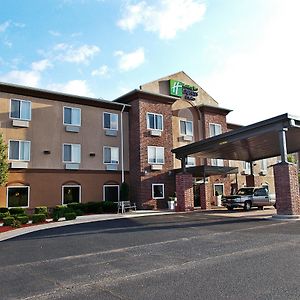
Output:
top-left (150, 130), bottom-right (161, 137)
top-left (151, 164), bottom-right (163, 170)
top-left (65, 125), bottom-right (80, 133)
top-left (241, 170), bottom-right (251, 175)
top-left (105, 130), bottom-right (117, 136)
top-left (65, 163), bottom-right (80, 170)
top-left (12, 119), bottom-right (29, 128)
top-left (10, 161), bottom-right (28, 169)
top-left (259, 170), bottom-right (267, 176)
top-left (106, 164), bottom-right (118, 171)
top-left (182, 135), bottom-right (193, 142)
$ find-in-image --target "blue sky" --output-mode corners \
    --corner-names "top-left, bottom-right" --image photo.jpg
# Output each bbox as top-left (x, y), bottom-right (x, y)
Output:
top-left (1, 0), bottom-right (300, 125)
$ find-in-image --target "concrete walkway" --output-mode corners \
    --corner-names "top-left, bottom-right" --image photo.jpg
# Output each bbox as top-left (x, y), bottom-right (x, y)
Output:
top-left (0, 210), bottom-right (176, 242)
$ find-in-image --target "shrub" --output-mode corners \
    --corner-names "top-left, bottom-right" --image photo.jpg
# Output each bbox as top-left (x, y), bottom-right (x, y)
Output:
top-left (0, 211), bottom-right (10, 220)
top-left (3, 216), bottom-right (15, 226)
top-left (0, 207), bottom-right (9, 213)
top-left (83, 202), bottom-right (103, 214)
top-left (32, 214), bottom-right (46, 224)
top-left (16, 215), bottom-right (29, 224)
top-left (52, 205), bottom-right (68, 221)
top-left (67, 202), bottom-right (84, 211)
top-left (35, 206), bottom-right (48, 216)
top-left (9, 207), bottom-right (25, 215)
top-left (100, 201), bottom-right (118, 213)
top-left (65, 212), bottom-right (77, 221)
top-left (74, 209), bottom-right (84, 216)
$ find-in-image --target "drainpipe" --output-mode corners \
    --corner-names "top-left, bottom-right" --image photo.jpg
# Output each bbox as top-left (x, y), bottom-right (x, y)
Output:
top-left (120, 104), bottom-right (126, 183)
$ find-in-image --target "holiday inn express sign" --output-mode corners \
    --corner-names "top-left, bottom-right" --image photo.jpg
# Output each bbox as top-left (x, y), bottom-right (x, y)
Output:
top-left (169, 79), bottom-right (198, 101)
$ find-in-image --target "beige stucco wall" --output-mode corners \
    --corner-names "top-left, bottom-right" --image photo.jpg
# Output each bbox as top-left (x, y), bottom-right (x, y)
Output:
top-left (0, 92), bottom-right (129, 171)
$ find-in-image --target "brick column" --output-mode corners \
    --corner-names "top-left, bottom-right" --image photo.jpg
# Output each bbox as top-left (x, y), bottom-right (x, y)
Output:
top-left (199, 182), bottom-right (211, 210)
top-left (175, 173), bottom-right (194, 212)
top-left (273, 163), bottom-right (300, 217)
top-left (246, 175), bottom-right (255, 187)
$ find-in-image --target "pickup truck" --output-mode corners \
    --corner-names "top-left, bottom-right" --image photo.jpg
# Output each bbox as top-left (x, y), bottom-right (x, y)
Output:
top-left (221, 187), bottom-right (276, 211)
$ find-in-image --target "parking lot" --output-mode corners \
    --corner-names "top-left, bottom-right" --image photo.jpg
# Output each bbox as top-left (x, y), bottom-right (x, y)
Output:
top-left (0, 209), bottom-right (299, 300)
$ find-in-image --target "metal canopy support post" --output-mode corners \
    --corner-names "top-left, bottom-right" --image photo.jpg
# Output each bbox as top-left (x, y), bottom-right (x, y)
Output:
top-left (181, 156), bottom-right (187, 173)
top-left (279, 128), bottom-right (288, 163)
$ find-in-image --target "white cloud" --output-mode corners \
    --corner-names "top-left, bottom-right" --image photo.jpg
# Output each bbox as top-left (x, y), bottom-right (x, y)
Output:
top-left (91, 65), bottom-right (109, 77)
top-left (47, 80), bottom-right (94, 97)
top-left (118, 0), bottom-right (206, 39)
top-left (49, 30), bottom-right (61, 37)
top-left (202, 0), bottom-right (300, 125)
top-left (53, 43), bottom-right (100, 64)
top-left (31, 59), bottom-right (52, 72)
top-left (0, 21), bottom-right (10, 33)
top-left (0, 70), bottom-right (40, 87)
top-left (114, 47), bottom-right (145, 71)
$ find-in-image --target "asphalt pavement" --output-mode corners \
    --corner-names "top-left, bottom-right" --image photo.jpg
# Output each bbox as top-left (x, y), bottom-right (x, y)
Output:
top-left (0, 209), bottom-right (299, 300)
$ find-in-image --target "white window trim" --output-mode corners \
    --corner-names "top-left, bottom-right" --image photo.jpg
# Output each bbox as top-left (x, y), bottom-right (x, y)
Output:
top-left (146, 112), bottom-right (163, 131)
top-left (103, 146), bottom-right (119, 164)
top-left (9, 99), bottom-right (32, 121)
top-left (243, 161), bottom-right (251, 171)
top-left (103, 184), bottom-right (119, 201)
top-left (261, 159), bottom-right (268, 171)
top-left (211, 158), bottom-right (224, 167)
top-left (7, 186), bottom-right (30, 208)
top-left (63, 106), bottom-right (81, 126)
top-left (213, 183), bottom-right (224, 196)
top-left (62, 143), bottom-right (81, 163)
top-left (103, 112), bottom-right (119, 131)
top-left (61, 185), bottom-right (81, 205)
top-left (186, 156), bottom-right (196, 167)
top-left (152, 183), bottom-right (165, 199)
top-left (179, 119), bottom-right (193, 136)
top-left (8, 139), bottom-right (31, 161)
top-left (209, 123), bottom-right (222, 137)
top-left (147, 146), bottom-right (165, 165)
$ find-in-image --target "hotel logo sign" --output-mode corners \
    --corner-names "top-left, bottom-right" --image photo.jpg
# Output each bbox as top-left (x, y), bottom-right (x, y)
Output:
top-left (169, 79), bottom-right (198, 101)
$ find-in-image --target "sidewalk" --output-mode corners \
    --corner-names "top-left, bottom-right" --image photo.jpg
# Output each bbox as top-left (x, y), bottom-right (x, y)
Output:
top-left (0, 210), bottom-right (176, 242)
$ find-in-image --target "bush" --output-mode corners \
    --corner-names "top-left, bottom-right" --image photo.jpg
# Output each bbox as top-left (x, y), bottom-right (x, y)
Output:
top-left (67, 202), bottom-right (84, 211)
top-left (100, 201), bottom-right (118, 213)
top-left (65, 212), bottom-right (77, 221)
top-left (9, 207), bottom-right (25, 215)
top-left (35, 206), bottom-right (48, 216)
top-left (16, 215), bottom-right (29, 224)
top-left (3, 216), bottom-right (15, 226)
top-left (32, 214), bottom-right (46, 224)
top-left (83, 202), bottom-right (103, 214)
top-left (0, 207), bottom-right (9, 213)
top-left (74, 209), bottom-right (84, 216)
top-left (0, 211), bottom-right (10, 220)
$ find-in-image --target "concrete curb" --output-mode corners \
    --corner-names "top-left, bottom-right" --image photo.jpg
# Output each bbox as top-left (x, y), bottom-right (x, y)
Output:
top-left (0, 211), bottom-right (176, 242)
top-left (272, 214), bottom-right (300, 220)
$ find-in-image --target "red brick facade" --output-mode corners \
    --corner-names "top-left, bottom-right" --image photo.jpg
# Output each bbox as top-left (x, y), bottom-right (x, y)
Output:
top-left (176, 173), bottom-right (194, 211)
top-left (274, 163), bottom-right (300, 215)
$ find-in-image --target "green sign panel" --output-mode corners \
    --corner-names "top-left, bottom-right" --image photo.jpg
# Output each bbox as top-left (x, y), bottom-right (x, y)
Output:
top-left (169, 79), bottom-right (198, 100)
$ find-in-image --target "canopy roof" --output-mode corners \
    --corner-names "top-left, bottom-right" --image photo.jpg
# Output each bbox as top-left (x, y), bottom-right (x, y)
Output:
top-left (174, 165), bottom-right (238, 177)
top-left (172, 113), bottom-right (300, 162)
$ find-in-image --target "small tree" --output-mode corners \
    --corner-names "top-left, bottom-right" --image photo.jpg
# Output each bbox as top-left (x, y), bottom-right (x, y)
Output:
top-left (0, 134), bottom-right (8, 186)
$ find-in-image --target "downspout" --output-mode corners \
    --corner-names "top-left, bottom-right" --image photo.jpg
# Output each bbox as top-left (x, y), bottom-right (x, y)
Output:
top-left (120, 104), bottom-right (126, 183)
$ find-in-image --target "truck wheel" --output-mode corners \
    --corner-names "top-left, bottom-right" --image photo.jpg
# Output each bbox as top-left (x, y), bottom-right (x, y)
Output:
top-left (244, 201), bottom-right (252, 211)
top-left (227, 207), bottom-right (234, 211)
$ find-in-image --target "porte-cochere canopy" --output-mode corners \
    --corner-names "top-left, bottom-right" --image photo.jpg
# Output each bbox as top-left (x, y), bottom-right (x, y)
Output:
top-left (172, 113), bottom-right (300, 163)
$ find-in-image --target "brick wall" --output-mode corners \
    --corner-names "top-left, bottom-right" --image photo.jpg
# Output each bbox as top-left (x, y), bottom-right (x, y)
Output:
top-left (176, 173), bottom-right (194, 211)
top-left (128, 98), bottom-right (175, 209)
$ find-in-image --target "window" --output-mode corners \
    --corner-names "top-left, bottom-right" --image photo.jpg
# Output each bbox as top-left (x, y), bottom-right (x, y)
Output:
top-left (103, 112), bottom-right (118, 130)
top-left (103, 146), bottom-right (119, 164)
top-left (261, 159), bottom-right (268, 171)
top-left (214, 184), bottom-right (224, 196)
top-left (103, 185), bottom-right (119, 202)
top-left (152, 184), bottom-right (164, 199)
top-left (186, 156), bottom-right (196, 167)
top-left (211, 159), bottom-right (224, 167)
top-left (9, 140), bottom-right (30, 161)
top-left (62, 185), bottom-right (81, 204)
top-left (180, 120), bottom-right (193, 136)
top-left (243, 161), bottom-right (251, 172)
top-left (63, 144), bottom-right (81, 163)
top-left (63, 107), bottom-right (81, 126)
top-left (10, 99), bottom-right (31, 121)
top-left (147, 113), bottom-right (163, 131)
top-left (7, 186), bottom-right (29, 207)
top-left (209, 123), bottom-right (222, 137)
top-left (148, 146), bottom-right (164, 164)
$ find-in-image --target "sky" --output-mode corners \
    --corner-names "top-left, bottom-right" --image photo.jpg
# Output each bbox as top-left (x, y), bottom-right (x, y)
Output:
top-left (1, 0), bottom-right (300, 125)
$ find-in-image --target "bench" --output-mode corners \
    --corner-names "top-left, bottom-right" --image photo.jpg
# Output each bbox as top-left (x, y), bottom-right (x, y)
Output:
top-left (118, 201), bottom-right (137, 214)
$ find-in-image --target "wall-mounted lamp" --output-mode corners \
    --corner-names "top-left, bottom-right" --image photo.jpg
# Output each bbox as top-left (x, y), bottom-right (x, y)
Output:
top-left (89, 153), bottom-right (96, 157)
top-left (43, 150), bottom-right (51, 155)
